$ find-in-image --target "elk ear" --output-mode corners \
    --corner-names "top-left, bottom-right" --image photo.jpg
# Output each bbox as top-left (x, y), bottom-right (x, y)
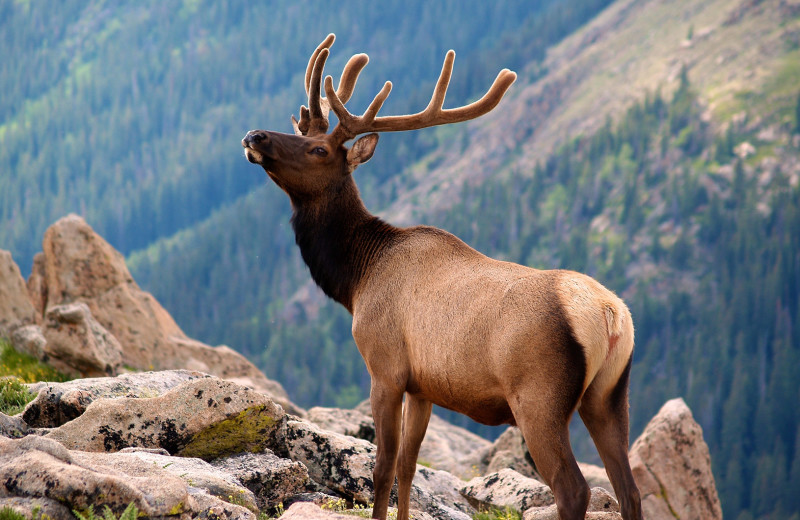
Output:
top-left (346, 133), bottom-right (379, 172)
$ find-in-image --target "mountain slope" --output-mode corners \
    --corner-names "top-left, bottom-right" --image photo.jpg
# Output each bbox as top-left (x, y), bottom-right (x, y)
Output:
top-left (126, 1), bottom-right (800, 518)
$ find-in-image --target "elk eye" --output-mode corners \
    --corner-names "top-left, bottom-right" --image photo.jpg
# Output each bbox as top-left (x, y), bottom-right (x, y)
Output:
top-left (311, 147), bottom-right (328, 157)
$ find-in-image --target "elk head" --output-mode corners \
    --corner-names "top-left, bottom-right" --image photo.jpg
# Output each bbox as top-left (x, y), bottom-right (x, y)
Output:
top-left (242, 33), bottom-right (517, 203)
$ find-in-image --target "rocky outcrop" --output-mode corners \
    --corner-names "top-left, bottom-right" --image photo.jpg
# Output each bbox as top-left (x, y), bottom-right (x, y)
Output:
top-left (40, 302), bottom-right (123, 377)
top-left (461, 468), bottom-right (554, 512)
top-left (629, 398), bottom-right (723, 520)
top-left (23, 369), bottom-right (211, 428)
top-left (0, 369), bottom-right (724, 520)
top-left (45, 378), bottom-right (285, 459)
top-left (309, 402), bottom-right (490, 480)
top-left (0, 435), bottom-right (255, 520)
top-left (0, 250), bottom-right (39, 338)
top-left (15, 215), bottom-right (296, 410)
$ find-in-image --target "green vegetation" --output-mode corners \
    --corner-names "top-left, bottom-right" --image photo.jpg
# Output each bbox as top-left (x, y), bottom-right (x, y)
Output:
top-left (0, 508), bottom-right (27, 520)
top-left (473, 507), bottom-right (522, 520)
top-left (0, 339), bottom-right (69, 384)
top-left (0, 376), bottom-right (36, 416)
top-left (73, 503), bottom-right (139, 520)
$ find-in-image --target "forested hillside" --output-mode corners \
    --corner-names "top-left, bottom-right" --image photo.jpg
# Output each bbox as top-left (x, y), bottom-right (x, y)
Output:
top-left (4, 1), bottom-right (800, 519)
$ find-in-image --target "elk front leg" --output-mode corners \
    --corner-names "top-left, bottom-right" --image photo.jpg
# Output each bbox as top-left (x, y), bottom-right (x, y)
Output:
top-left (370, 381), bottom-right (403, 520)
top-left (396, 394), bottom-right (432, 520)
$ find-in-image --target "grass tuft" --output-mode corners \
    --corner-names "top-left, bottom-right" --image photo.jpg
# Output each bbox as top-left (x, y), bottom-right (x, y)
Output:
top-left (0, 376), bottom-right (36, 416)
top-left (0, 337), bottom-right (68, 384)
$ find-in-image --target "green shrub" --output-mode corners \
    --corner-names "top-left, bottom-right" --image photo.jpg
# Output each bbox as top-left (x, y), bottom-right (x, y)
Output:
top-left (473, 506), bottom-right (523, 520)
top-left (0, 338), bottom-right (68, 384)
top-left (0, 377), bottom-right (35, 416)
top-left (73, 503), bottom-right (139, 520)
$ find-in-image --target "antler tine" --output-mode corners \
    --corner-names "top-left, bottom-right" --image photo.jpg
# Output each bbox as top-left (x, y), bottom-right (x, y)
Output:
top-left (294, 34), bottom-right (371, 136)
top-left (326, 50), bottom-right (516, 140)
top-left (304, 33), bottom-right (336, 95)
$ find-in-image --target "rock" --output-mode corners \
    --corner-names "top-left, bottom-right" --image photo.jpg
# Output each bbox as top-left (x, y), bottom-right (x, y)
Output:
top-left (283, 418), bottom-right (376, 504)
top-left (39, 302), bottom-right (123, 377)
top-left (0, 497), bottom-right (73, 520)
top-left (0, 250), bottom-right (39, 337)
top-left (409, 466), bottom-right (475, 520)
top-left (211, 450), bottom-right (310, 511)
top-left (280, 502), bottom-right (364, 520)
top-left (45, 377), bottom-right (285, 460)
top-left (90, 448), bottom-right (258, 512)
top-left (522, 488), bottom-right (620, 520)
top-left (478, 426), bottom-right (539, 479)
top-left (307, 406), bottom-right (377, 442)
top-left (0, 435), bottom-right (189, 517)
top-left (31, 214), bottom-right (293, 407)
top-left (460, 468), bottom-right (554, 512)
top-left (0, 411), bottom-right (29, 438)
top-left (0, 435), bottom-right (256, 520)
top-left (24, 369), bottom-right (212, 428)
top-left (9, 324), bottom-right (46, 359)
top-left (629, 398), bottom-right (722, 520)
top-left (313, 403), bottom-right (491, 479)
top-left (578, 462), bottom-right (614, 497)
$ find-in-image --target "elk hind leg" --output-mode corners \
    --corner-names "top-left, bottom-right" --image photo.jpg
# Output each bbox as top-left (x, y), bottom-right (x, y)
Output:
top-left (578, 357), bottom-right (643, 520)
top-left (370, 382), bottom-right (404, 520)
top-left (514, 398), bottom-right (590, 520)
top-left (395, 394), bottom-right (432, 520)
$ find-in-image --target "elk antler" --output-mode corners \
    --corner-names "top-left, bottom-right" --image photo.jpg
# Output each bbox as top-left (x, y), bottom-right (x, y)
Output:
top-left (292, 34), bottom-right (369, 136)
top-left (326, 49), bottom-right (517, 143)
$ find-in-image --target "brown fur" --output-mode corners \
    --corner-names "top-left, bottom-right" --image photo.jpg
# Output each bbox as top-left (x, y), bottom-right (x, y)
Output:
top-left (242, 35), bottom-right (642, 520)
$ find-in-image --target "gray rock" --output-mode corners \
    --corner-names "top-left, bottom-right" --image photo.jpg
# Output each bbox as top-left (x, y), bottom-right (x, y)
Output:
top-left (40, 302), bottom-right (123, 377)
top-left (0, 435), bottom-right (258, 519)
top-left (23, 369), bottom-right (212, 428)
top-left (44, 377), bottom-right (285, 460)
top-left (211, 450), bottom-right (310, 510)
top-left (629, 398), bottom-right (722, 520)
top-left (460, 468), bottom-right (554, 512)
top-left (521, 488), bottom-right (620, 520)
top-left (0, 435), bottom-right (189, 517)
top-left (0, 250), bottom-right (39, 338)
top-left (284, 418), bottom-right (376, 504)
top-left (310, 405), bottom-right (490, 479)
top-left (0, 411), bottom-right (29, 438)
top-left (409, 466), bottom-right (475, 520)
top-left (0, 497), bottom-right (73, 520)
top-left (82, 449), bottom-right (258, 512)
top-left (9, 324), bottom-right (46, 360)
top-left (479, 426), bottom-right (539, 479)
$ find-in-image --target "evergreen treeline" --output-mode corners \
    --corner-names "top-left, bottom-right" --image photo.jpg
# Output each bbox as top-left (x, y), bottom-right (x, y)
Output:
top-left (132, 74), bottom-right (800, 519)
top-left (1, 0), bottom-right (612, 274)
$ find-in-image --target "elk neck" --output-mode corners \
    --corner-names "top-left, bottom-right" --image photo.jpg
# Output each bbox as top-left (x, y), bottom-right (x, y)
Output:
top-left (289, 176), bottom-right (401, 313)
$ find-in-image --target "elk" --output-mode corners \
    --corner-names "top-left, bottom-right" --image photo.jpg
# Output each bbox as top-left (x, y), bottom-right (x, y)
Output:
top-left (242, 34), bottom-right (643, 520)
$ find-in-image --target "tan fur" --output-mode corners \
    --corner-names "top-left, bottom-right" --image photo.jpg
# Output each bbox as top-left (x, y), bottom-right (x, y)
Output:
top-left (242, 35), bottom-right (642, 520)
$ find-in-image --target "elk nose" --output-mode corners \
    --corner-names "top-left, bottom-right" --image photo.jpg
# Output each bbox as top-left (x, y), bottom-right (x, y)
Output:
top-left (242, 130), bottom-right (268, 147)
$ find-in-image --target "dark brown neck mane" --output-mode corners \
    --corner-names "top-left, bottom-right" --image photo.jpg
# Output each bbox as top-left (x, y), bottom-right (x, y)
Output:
top-left (290, 177), bottom-right (400, 312)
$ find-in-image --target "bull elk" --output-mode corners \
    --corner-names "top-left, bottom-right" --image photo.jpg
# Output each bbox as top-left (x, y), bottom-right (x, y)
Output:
top-left (242, 34), bottom-right (643, 520)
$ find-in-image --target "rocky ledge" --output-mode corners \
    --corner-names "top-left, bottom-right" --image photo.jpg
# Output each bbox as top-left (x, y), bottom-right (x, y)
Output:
top-left (0, 216), bottom-right (722, 519)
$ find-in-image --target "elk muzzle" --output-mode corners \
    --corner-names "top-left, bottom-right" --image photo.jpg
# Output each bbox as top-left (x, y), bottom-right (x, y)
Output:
top-left (242, 130), bottom-right (272, 164)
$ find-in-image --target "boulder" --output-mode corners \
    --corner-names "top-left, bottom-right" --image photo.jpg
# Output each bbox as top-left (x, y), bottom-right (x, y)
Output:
top-left (9, 324), bottom-right (46, 359)
top-left (39, 302), bottom-right (123, 377)
top-left (0, 411), bottom-right (29, 438)
top-left (98, 448), bottom-right (259, 512)
top-left (0, 435), bottom-right (255, 520)
top-left (24, 369), bottom-right (213, 428)
top-left (30, 214), bottom-right (294, 409)
top-left (211, 450), bottom-right (310, 511)
top-left (0, 497), bottom-right (73, 520)
top-left (45, 377), bottom-right (285, 460)
top-left (311, 403), bottom-right (490, 479)
top-left (283, 418), bottom-right (474, 520)
top-left (283, 418), bottom-right (377, 504)
top-left (0, 250), bottom-right (38, 338)
top-left (629, 398), bottom-right (722, 520)
top-left (478, 426), bottom-right (539, 479)
top-left (460, 468), bottom-right (554, 512)
top-left (522, 488), bottom-right (620, 519)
